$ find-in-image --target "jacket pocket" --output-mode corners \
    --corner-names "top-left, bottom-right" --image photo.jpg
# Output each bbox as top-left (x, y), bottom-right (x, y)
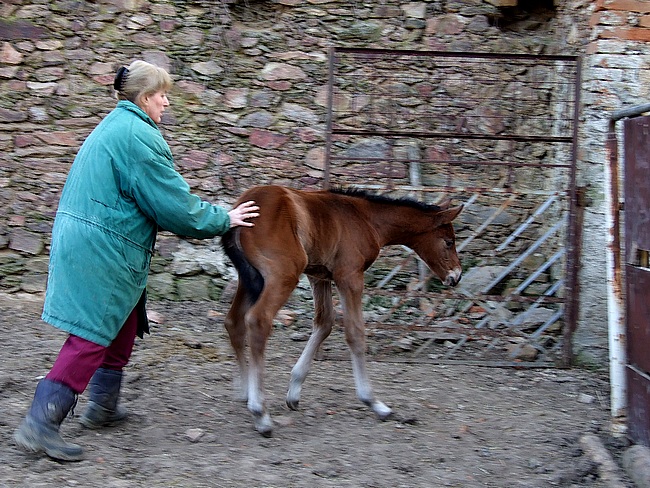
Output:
top-left (119, 239), bottom-right (150, 287)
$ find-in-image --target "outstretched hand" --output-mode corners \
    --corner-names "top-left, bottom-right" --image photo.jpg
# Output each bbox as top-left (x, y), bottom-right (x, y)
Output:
top-left (228, 200), bottom-right (260, 228)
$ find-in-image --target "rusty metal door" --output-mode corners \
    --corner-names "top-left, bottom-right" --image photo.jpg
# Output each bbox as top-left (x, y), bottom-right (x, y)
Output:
top-left (624, 115), bottom-right (650, 447)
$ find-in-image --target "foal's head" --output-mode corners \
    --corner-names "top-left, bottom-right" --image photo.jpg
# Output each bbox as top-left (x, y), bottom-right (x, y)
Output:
top-left (413, 203), bottom-right (463, 287)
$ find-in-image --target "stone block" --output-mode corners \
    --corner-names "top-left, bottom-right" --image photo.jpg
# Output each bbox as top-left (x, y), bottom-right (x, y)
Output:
top-left (9, 229), bottom-right (44, 255)
top-left (147, 273), bottom-right (176, 300)
top-left (485, 0), bottom-right (517, 6)
top-left (21, 272), bottom-right (47, 293)
top-left (176, 275), bottom-right (213, 301)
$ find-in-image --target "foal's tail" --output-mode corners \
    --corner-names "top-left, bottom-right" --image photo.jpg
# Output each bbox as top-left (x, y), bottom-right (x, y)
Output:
top-left (222, 228), bottom-right (264, 304)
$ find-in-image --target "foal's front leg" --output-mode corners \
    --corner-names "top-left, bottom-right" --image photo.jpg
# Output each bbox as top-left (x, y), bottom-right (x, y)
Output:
top-left (337, 278), bottom-right (392, 420)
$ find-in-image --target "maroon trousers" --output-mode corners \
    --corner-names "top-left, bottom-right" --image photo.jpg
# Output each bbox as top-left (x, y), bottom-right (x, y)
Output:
top-left (46, 307), bottom-right (139, 394)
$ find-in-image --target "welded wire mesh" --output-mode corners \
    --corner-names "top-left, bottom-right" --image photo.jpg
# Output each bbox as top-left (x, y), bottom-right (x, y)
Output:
top-left (323, 49), bottom-right (582, 366)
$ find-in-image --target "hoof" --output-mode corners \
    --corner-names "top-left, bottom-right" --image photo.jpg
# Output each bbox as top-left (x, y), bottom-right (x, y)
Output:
top-left (253, 412), bottom-right (273, 437)
top-left (373, 402), bottom-right (393, 421)
top-left (376, 409), bottom-right (394, 421)
top-left (286, 398), bottom-right (299, 411)
top-left (256, 425), bottom-right (273, 438)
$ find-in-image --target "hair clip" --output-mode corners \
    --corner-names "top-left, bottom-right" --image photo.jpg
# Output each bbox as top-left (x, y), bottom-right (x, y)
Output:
top-left (113, 66), bottom-right (129, 92)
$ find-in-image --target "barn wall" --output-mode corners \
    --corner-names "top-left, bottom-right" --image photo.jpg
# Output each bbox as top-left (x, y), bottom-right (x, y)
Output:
top-left (575, 0), bottom-right (650, 365)
top-left (0, 0), bottom-right (647, 366)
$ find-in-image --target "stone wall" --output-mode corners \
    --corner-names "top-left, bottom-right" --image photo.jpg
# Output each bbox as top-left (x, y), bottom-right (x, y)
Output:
top-left (0, 0), bottom-right (643, 365)
top-left (575, 0), bottom-right (650, 363)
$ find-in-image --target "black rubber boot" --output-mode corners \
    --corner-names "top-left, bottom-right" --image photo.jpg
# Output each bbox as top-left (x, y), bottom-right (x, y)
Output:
top-left (14, 379), bottom-right (84, 461)
top-left (79, 368), bottom-right (128, 429)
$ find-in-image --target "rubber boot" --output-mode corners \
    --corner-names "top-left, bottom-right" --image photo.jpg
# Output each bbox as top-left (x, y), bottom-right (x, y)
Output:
top-left (13, 379), bottom-right (84, 461)
top-left (79, 368), bottom-right (128, 429)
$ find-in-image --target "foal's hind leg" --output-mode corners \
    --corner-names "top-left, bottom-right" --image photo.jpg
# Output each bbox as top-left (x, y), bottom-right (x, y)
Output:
top-left (286, 277), bottom-right (335, 410)
top-left (245, 273), bottom-right (301, 436)
top-left (337, 277), bottom-right (392, 420)
top-left (224, 284), bottom-right (249, 402)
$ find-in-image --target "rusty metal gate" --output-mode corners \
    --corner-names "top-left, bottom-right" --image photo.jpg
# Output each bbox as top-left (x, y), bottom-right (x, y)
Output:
top-left (322, 48), bottom-right (582, 367)
top-left (622, 115), bottom-right (650, 446)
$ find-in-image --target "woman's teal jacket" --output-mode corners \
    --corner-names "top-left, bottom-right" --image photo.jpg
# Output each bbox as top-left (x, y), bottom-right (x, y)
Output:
top-left (42, 101), bottom-right (230, 346)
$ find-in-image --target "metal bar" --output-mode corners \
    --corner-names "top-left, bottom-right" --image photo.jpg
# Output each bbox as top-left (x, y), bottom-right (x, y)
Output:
top-left (322, 46), bottom-right (336, 190)
top-left (530, 309), bottom-right (564, 339)
top-left (376, 247), bottom-right (414, 289)
top-left (331, 129), bottom-right (573, 144)
top-left (473, 275), bottom-right (563, 331)
top-left (511, 248), bottom-right (566, 296)
top-left (628, 364), bottom-right (650, 382)
top-left (611, 103), bottom-right (650, 122)
top-left (509, 280), bottom-right (564, 328)
top-left (324, 355), bottom-right (556, 368)
top-left (443, 335), bottom-right (468, 359)
top-left (457, 195), bottom-right (515, 252)
top-left (605, 115), bottom-right (627, 422)
top-left (496, 194), bottom-right (558, 252)
top-left (405, 142), bottom-right (429, 283)
top-left (561, 55), bottom-right (584, 368)
top-left (462, 248), bottom-right (563, 328)
top-left (329, 183), bottom-right (568, 196)
top-left (329, 156), bottom-right (573, 169)
top-left (459, 192), bottom-right (479, 209)
top-left (483, 220), bottom-right (563, 294)
top-left (333, 47), bottom-right (579, 62)
top-left (368, 287), bottom-right (565, 303)
top-left (333, 99), bottom-right (575, 113)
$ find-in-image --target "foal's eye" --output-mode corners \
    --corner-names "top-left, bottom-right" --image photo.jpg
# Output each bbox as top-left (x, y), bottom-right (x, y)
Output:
top-left (444, 239), bottom-right (454, 249)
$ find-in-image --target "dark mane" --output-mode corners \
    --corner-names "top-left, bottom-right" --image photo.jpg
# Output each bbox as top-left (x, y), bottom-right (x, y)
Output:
top-left (329, 186), bottom-right (442, 212)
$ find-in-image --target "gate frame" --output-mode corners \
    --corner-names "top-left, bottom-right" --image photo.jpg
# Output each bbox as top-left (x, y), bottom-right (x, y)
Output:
top-left (607, 103), bottom-right (650, 442)
top-left (322, 47), bottom-right (583, 367)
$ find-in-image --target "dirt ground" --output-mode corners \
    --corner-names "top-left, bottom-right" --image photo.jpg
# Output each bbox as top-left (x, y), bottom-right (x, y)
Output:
top-left (0, 292), bottom-right (633, 488)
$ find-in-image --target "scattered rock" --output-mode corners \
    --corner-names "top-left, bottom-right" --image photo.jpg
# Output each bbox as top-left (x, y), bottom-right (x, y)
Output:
top-left (577, 392), bottom-right (594, 404)
top-left (579, 434), bottom-right (628, 488)
top-left (146, 310), bottom-right (165, 324)
top-left (622, 444), bottom-right (650, 488)
top-left (185, 428), bottom-right (205, 443)
top-left (505, 342), bottom-right (539, 361)
top-left (290, 331), bottom-right (310, 341)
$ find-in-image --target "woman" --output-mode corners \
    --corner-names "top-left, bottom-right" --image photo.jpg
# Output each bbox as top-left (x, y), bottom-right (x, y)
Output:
top-left (14, 60), bottom-right (259, 461)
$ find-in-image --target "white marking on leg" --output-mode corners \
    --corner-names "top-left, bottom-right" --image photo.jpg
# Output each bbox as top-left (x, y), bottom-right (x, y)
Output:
top-left (247, 362), bottom-right (273, 436)
top-left (350, 351), bottom-right (392, 420)
top-left (287, 332), bottom-right (324, 409)
top-left (234, 357), bottom-right (248, 402)
top-left (247, 363), bottom-right (264, 414)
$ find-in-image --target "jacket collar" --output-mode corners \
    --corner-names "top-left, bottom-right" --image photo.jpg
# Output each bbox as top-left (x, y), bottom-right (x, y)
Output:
top-left (116, 100), bottom-right (159, 129)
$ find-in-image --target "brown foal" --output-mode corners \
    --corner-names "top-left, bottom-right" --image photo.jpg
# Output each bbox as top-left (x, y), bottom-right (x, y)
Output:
top-left (222, 185), bottom-right (463, 436)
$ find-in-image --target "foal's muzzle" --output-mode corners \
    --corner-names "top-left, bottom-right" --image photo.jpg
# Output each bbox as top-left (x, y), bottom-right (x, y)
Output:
top-left (444, 270), bottom-right (462, 287)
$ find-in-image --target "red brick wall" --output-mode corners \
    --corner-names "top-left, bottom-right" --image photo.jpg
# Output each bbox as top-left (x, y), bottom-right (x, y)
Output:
top-left (594, 0), bottom-right (650, 41)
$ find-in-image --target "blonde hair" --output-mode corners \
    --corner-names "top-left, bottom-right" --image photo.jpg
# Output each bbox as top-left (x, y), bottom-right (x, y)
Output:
top-left (114, 60), bottom-right (172, 103)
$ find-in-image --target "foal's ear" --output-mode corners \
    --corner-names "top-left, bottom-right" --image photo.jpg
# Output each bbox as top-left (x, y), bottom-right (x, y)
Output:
top-left (437, 205), bottom-right (463, 224)
top-left (437, 198), bottom-right (453, 210)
